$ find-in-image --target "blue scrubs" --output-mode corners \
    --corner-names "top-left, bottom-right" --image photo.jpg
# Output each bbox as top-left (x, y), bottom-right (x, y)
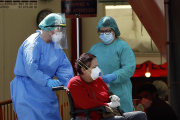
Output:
top-left (10, 30), bottom-right (74, 120)
top-left (88, 38), bottom-right (136, 112)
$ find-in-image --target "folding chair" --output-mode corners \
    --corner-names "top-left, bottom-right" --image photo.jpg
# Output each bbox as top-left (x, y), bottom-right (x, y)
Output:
top-left (52, 86), bottom-right (108, 120)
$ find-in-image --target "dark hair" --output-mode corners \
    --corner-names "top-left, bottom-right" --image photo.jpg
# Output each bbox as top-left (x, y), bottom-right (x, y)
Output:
top-left (137, 83), bottom-right (158, 97)
top-left (75, 53), bottom-right (96, 74)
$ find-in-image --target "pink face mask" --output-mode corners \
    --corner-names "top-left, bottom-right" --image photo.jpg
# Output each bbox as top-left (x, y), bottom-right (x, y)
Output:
top-left (141, 98), bottom-right (152, 108)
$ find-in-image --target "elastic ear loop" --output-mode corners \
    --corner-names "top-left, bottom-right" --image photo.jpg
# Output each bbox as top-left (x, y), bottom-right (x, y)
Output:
top-left (49, 27), bottom-right (59, 36)
top-left (49, 30), bottom-right (56, 36)
top-left (78, 60), bottom-right (92, 73)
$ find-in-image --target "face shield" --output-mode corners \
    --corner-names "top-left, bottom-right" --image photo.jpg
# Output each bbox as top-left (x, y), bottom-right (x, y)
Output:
top-left (45, 13), bottom-right (68, 49)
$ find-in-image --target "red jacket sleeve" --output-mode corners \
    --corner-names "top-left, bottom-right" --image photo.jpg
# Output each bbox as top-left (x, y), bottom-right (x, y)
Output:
top-left (99, 77), bottom-right (109, 90)
top-left (67, 77), bottom-right (108, 110)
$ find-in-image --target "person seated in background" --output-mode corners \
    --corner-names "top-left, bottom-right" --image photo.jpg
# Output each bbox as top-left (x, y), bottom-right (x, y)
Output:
top-left (136, 80), bottom-right (169, 111)
top-left (152, 80), bottom-right (169, 103)
top-left (67, 53), bottom-right (147, 120)
top-left (137, 83), bottom-right (178, 120)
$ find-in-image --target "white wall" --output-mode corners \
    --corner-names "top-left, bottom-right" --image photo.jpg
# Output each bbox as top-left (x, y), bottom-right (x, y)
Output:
top-left (0, 0), bottom-right (72, 101)
top-left (0, 1), bottom-right (105, 101)
top-left (0, 9), bottom-right (4, 102)
top-left (0, 1), bottom-right (166, 102)
top-left (105, 5), bottom-right (166, 64)
top-left (82, 3), bottom-right (105, 53)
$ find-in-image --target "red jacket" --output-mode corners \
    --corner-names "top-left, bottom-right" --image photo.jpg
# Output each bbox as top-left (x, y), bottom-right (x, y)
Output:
top-left (67, 76), bottom-right (110, 120)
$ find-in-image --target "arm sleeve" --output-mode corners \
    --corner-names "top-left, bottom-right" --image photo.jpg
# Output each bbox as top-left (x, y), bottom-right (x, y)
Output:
top-left (55, 52), bottom-right (74, 86)
top-left (148, 102), bottom-right (178, 120)
top-left (111, 42), bottom-right (136, 84)
top-left (68, 79), bottom-right (108, 110)
top-left (23, 42), bottom-right (52, 86)
top-left (99, 77), bottom-right (109, 91)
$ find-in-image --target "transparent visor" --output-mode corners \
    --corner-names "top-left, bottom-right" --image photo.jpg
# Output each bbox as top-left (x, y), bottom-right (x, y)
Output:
top-left (53, 26), bottom-right (67, 49)
top-left (59, 27), bottom-right (67, 49)
top-left (45, 13), bottom-right (68, 49)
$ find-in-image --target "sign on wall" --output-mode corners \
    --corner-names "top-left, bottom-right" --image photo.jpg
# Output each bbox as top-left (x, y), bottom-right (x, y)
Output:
top-left (61, 0), bottom-right (97, 18)
top-left (133, 61), bottom-right (167, 77)
top-left (0, 0), bottom-right (37, 9)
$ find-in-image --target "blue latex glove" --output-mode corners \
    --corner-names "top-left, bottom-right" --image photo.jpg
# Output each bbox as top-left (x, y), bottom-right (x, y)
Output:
top-left (102, 73), bottom-right (117, 83)
top-left (46, 79), bottom-right (63, 87)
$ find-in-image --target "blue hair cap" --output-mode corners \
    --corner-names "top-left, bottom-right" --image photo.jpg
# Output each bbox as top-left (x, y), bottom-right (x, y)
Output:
top-left (97, 16), bottom-right (120, 36)
top-left (39, 13), bottom-right (62, 31)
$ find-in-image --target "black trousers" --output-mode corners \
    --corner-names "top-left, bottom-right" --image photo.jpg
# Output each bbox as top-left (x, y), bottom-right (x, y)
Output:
top-left (99, 111), bottom-right (147, 120)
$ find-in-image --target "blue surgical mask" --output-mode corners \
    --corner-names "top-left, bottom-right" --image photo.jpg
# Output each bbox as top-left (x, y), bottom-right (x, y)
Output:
top-left (99, 32), bottom-right (114, 44)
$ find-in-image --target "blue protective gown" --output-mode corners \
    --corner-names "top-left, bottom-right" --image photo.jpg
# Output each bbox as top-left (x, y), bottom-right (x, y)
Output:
top-left (88, 38), bottom-right (136, 112)
top-left (10, 30), bottom-right (74, 120)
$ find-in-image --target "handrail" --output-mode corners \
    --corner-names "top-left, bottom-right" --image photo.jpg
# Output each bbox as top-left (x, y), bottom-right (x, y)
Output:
top-left (0, 99), bottom-right (18, 120)
top-left (0, 97), bottom-right (141, 120)
top-left (0, 100), bottom-right (12, 105)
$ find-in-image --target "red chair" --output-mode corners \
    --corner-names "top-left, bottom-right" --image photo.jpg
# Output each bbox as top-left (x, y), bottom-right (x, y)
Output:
top-left (133, 99), bottom-right (141, 111)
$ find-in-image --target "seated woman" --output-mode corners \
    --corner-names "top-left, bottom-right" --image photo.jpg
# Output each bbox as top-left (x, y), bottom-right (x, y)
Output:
top-left (67, 53), bottom-right (147, 120)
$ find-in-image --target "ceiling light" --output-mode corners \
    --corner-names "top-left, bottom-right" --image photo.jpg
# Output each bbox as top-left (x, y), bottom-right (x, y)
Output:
top-left (105, 5), bottom-right (131, 9)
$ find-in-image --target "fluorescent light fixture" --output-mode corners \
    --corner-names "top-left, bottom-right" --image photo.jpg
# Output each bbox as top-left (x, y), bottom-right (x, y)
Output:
top-left (106, 5), bottom-right (131, 9)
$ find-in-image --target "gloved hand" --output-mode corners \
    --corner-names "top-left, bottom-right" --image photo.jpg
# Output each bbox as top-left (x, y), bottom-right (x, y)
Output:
top-left (101, 73), bottom-right (117, 83)
top-left (46, 79), bottom-right (63, 87)
top-left (109, 95), bottom-right (120, 102)
top-left (107, 101), bottom-right (120, 108)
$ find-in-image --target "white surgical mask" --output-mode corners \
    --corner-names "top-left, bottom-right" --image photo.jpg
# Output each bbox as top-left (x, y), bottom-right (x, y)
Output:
top-left (90, 67), bottom-right (101, 80)
top-left (52, 32), bottom-right (63, 42)
top-left (99, 32), bottom-right (114, 44)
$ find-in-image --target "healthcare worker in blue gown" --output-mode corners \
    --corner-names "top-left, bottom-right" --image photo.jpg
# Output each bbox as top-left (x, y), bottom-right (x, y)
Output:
top-left (88, 16), bottom-right (136, 113)
top-left (10, 13), bottom-right (74, 120)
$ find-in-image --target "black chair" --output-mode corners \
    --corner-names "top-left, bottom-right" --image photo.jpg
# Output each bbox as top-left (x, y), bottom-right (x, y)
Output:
top-left (52, 86), bottom-right (148, 120)
top-left (52, 86), bottom-right (108, 120)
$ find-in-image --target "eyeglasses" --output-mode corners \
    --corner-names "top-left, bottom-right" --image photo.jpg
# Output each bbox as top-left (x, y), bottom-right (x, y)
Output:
top-left (98, 30), bottom-right (112, 35)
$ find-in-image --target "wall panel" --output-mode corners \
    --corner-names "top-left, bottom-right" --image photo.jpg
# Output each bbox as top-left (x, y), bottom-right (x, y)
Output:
top-left (0, 0), bottom-right (72, 101)
top-left (0, 9), bottom-right (5, 102)
top-left (82, 3), bottom-right (105, 53)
